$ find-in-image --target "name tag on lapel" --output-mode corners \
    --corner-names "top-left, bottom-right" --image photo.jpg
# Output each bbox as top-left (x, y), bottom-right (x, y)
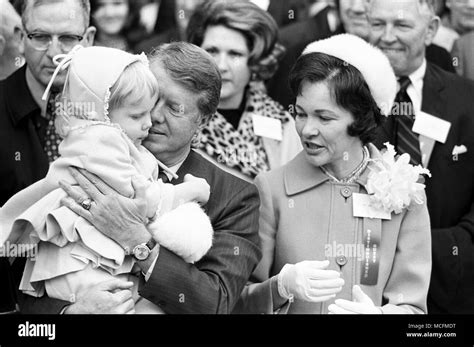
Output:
top-left (412, 111), bottom-right (451, 144)
top-left (353, 193), bottom-right (391, 220)
top-left (252, 114), bottom-right (282, 141)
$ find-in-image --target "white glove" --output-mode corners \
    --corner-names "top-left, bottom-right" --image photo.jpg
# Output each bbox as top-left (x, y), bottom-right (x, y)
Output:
top-left (277, 260), bottom-right (344, 302)
top-left (328, 285), bottom-right (383, 314)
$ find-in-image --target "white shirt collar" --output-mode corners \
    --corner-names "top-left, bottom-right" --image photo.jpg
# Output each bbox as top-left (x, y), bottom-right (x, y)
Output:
top-left (403, 59), bottom-right (427, 117)
top-left (160, 157), bottom-right (186, 181)
top-left (407, 59), bottom-right (426, 93)
top-left (403, 59), bottom-right (434, 168)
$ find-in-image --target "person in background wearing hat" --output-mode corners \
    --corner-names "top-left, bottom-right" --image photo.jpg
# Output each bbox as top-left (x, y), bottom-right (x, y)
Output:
top-left (234, 34), bottom-right (432, 314)
top-left (367, 0), bottom-right (474, 314)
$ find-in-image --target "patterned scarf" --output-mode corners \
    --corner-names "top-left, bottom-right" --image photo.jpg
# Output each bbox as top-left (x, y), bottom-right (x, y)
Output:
top-left (195, 82), bottom-right (293, 179)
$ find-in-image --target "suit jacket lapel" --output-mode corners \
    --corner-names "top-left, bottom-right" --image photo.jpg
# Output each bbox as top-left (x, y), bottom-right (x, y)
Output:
top-left (421, 63), bottom-right (452, 168)
top-left (173, 150), bottom-right (200, 184)
top-left (422, 63), bottom-right (447, 121)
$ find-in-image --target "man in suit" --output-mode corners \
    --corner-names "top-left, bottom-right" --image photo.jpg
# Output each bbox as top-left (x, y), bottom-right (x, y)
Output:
top-left (368, 0), bottom-right (474, 314)
top-left (267, 0), bottom-right (454, 109)
top-left (27, 42), bottom-right (261, 314)
top-left (0, 0), bottom-right (95, 314)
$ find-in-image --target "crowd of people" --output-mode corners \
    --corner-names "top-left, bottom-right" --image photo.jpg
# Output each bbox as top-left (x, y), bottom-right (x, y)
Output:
top-left (0, 0), bottom-right (473, 315)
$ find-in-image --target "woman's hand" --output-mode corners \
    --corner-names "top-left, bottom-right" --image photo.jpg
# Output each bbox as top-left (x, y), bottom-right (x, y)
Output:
top-left (328, 285), bottom-right (383, 314)
top-left (277, 260), bottom-right (344, 302)
top-left (59, 167), bottom-right (151, 253)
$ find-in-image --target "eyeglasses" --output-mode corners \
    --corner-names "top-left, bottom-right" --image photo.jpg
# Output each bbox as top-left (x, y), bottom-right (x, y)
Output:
top-left (25, 29), bottom-right (87, 51)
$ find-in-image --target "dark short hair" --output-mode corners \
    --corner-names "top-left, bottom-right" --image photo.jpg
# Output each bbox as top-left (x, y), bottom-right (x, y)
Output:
top-left (90, 0), bottom-right (146, 50)
top-left (149, 42), bottom-right (221, 124)
top-left (186, 0), bottom-right (285, 81)
top-left (22, 0), bottom-right (91, 28)
top-left (289, 52), bottom-right (383, 144)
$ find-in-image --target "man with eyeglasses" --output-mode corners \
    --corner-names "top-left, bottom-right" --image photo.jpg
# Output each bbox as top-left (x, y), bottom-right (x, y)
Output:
top-left (0, 0), bottom-right (95, 314)
top-left (369, 0), bottom-right (474, 314)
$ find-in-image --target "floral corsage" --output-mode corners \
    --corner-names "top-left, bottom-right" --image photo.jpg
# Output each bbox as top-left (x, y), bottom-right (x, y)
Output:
top-left (365, 143), bottom-right (431, 214)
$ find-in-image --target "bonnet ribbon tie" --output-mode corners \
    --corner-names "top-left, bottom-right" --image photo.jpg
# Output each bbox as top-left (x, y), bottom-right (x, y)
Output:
top-left (42, 45), bottom-right (84, 101)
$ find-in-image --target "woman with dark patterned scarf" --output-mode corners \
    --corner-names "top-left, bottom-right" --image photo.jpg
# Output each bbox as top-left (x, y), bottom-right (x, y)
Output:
top-left (187, 0), bottom-right (302, 182)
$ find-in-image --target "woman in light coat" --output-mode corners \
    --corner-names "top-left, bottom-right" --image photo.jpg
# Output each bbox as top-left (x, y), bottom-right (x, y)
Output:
top-left (235, 34), bottom-right (432, 314)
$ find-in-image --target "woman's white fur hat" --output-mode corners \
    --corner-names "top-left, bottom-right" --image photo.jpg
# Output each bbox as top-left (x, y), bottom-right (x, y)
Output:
top-left (302, 34), bottom-right (397, 116)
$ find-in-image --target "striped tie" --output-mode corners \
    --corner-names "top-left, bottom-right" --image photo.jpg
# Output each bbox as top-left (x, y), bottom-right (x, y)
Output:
top-left (158, 170), bottom-right (170, 183)
top-left (43, 91), bottom-right (62, 163)
top-left (393, 76), bottom-right (422, 166)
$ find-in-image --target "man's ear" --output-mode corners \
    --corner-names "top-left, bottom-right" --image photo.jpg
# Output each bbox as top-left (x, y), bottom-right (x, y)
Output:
top-left (83, 26), bottom-right (96, 47)
top-left (197, 114), bottom-right (209, 130)
top-left (13, 25), bottom-right (23, 44)
top-left (17, 26), bottom-right (25, 55)
top-left (0, 35), bottom-right (5, 56)
top-left (425, 15), bottom-right (440, 46)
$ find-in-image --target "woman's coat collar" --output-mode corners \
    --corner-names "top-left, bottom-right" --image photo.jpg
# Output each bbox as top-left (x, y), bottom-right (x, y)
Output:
top-left (283, 144), bottom-right (381, 196)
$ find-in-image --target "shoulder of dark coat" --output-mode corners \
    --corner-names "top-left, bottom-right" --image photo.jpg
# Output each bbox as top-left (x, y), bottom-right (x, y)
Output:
top-left (185, 150), bottom-right (257, 194)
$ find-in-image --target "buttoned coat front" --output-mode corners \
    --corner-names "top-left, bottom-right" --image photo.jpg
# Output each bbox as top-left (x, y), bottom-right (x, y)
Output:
top-left (237, 146), bottom-right (432, 314)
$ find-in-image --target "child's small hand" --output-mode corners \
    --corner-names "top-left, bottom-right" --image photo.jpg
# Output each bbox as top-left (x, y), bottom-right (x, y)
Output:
top-left (184, 174), bottom-right (210, 204)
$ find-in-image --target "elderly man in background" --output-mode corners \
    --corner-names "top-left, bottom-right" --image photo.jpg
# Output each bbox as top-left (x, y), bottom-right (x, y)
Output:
top-left (268, 0), bottom-right (454, 109)
top-left (0, 0), bottom-right (96, 203)
top-left (0, 0), bottom-right (95, 313)
top-left (0, 0), bottom-right (23, 80)
top-left (368, 0), bottom-right (474, 314)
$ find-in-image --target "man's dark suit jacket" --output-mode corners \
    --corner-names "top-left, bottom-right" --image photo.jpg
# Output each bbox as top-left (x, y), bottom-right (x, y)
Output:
top-left (18, 150), bottom-right (262, 314)
top-left (0, 66), bottom-right (49, 207)
top-left (374, 63), bottom-right (474, 314)
top-left (0, 66), bottom-right (50, 313)
top-left (138, 150), bottom-right (261, 313)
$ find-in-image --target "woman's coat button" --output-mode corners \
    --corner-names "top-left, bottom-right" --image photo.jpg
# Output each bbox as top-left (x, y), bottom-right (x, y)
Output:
top-left (336, 255), bottom-right (348, 266)
top-left (340, 187), bottom-right (352, 198)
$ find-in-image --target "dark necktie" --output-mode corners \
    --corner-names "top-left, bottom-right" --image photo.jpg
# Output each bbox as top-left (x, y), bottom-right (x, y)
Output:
top-left (393, 76), bottom-right (422, 166)
top-left (158, 170), bottom-right (170, 183)
top-left (43, 91), bottom-right (62, 163)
